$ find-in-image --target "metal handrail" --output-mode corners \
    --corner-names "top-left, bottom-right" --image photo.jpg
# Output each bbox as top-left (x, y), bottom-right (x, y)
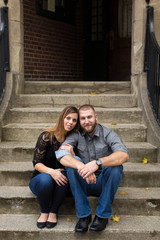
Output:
top-left (144, 5), bottom-right (160, 125)
top-left (0, 1), bottom-right (10, 103)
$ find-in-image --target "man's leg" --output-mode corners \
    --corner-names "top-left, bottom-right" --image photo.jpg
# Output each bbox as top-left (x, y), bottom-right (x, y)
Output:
top-left (96, 165), bottom-right (123, 218)
top-left (65, 164), bottom-right (92, 233)
top-left (87, 165), bottom-right (123, 232)
top-left (65, 166), bottom-right (91, 218)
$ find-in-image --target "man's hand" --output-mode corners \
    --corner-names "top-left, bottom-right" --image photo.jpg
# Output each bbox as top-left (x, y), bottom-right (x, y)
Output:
top-left (78, 160), bottom-right (99, 179)
top-left (85, 173), bottom-right (97, 184)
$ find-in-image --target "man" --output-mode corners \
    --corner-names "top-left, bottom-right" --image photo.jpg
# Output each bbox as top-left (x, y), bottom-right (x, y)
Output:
top-left (56, 104), bottom-right (129, 233)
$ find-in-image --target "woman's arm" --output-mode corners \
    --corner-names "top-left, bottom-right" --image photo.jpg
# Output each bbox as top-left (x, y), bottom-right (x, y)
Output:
top-left (35, 162), bottom-right (68, 186)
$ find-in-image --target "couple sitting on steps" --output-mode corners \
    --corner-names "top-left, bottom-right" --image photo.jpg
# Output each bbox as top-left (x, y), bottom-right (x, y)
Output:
top-left (29, 104), bottom-right (129, 232)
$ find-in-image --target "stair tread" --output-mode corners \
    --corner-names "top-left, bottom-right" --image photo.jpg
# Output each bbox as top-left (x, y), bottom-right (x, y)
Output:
top-left (0, 141), bottom-right (156, 149)
top-left (10, 107), bottom-right (142, 112)
top-left (2, 123), bottom-right (147, 129)
top-left (0, 214), bottom-right (159, 233)
top-left (0, 186), bottom-right (160, 199)
top-left (0, 162), bottom-right (159, 172)
top-left (19, 93), bottom-right (133, 96)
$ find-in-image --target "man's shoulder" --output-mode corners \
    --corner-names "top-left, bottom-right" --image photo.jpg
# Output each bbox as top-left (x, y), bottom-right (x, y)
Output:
top-left (97, 123), bottom-right (112, 136)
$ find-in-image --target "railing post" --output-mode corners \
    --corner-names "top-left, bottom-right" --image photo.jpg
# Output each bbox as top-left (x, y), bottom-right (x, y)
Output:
top-left (0, 0), bottom-right (10, 103)
top-left (4, 0), bottom-right (8, 6)
top-left (145, 0), bottom-right (150, 5)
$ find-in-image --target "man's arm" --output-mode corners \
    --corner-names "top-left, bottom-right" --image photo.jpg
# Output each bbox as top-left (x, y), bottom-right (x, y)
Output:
top-left (59, 154), bottom-right (84, 169)
top-left (78, 150), bottom-right (129, 179)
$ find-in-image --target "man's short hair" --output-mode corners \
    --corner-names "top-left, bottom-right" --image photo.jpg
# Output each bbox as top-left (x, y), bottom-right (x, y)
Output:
top-left (79, 104), bottom-right (95, 113)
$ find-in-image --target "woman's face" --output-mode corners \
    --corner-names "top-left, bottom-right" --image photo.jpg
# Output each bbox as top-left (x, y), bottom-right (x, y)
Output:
top-left (64, 113), bottom-right (78, 132)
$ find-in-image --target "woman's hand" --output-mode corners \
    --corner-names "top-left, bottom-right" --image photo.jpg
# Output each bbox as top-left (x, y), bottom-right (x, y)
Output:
top-left (49, 168), bottom-right (68, 186)
top-left (60, 144), bottom-right (75, 156)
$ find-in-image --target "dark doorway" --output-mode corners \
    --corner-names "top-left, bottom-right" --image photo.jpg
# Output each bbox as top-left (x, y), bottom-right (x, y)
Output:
top-left (83, 0), bottom-right (132, 81)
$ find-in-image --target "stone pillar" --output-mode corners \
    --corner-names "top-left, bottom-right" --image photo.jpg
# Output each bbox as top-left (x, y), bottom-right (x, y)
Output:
top-left (0, 0), bottom-right (24, 94)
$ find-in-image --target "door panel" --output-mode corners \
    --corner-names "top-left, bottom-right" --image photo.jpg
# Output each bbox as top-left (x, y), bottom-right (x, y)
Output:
top-left (83, 0), bottom-right (132, 81)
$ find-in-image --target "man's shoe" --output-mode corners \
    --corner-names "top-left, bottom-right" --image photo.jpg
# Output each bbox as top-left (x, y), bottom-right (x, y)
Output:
top-left (89, 215), bottom-right (108, 232)
top-left (75, 214), bottom-right (92, 233)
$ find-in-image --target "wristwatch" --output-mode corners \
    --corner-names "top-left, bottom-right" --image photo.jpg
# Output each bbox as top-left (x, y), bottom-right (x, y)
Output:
top-left (96, 159), bottom-right (102, 169)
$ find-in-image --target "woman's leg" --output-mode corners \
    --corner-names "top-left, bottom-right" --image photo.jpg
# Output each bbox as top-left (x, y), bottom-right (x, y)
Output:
top-left (49, 171), bottom-right (70, 214)
top-left (29, 173), bottom-right (55, 214)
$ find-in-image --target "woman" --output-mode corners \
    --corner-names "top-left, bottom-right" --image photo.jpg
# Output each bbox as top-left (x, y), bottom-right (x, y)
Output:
top-left (29, 106), bottom-right (79, 229)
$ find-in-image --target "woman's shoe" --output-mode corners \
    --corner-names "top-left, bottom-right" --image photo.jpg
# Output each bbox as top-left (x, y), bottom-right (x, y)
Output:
top-left (46, 221), bottom-right (57, 228)
top-left (37, 221), bottom-right (46, 229)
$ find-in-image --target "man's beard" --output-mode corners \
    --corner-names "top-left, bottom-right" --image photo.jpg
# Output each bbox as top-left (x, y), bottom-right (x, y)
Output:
top-left (82, 121), bottom-right (97, 135)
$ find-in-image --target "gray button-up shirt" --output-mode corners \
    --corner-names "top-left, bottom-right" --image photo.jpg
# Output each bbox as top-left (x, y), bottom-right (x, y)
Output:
top-left (56, 123), bottom-right (129, 164)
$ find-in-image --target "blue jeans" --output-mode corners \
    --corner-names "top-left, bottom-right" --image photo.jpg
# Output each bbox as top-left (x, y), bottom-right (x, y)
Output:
top-left (29, 172), bottom-right (69, 213)
top-left (65, 160), bottom-right (123, 218)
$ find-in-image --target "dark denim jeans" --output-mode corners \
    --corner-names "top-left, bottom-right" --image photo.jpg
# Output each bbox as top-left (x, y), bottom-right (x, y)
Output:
top-left (65, 161), bottom-right (123, 218)
top-left (29, 171), bottom-right (69, 213)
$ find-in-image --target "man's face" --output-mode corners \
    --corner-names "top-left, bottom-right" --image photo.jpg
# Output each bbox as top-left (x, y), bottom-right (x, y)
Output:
top-left (79, 108), bottom-right (98, 135)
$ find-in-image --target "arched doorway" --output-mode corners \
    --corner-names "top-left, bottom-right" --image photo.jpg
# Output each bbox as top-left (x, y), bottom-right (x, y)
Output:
top-left (83, 0), bottom-right (132, 81)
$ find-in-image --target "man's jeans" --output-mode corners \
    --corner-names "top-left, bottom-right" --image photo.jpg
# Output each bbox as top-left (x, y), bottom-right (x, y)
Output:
top-left (65, 161), bottom-right (123, 219)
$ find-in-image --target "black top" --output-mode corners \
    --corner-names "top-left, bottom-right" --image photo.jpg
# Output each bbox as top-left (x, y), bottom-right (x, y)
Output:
top-left (31, 131), bottom-right (63, 178)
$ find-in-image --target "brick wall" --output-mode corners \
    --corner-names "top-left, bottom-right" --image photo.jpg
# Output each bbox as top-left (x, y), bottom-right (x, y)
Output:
top-left (23, 0), bottom-right (83, 81)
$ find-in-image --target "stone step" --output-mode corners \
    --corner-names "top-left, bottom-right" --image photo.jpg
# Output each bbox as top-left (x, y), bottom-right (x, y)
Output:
top-left (0, 162), bottom-right (160, 187)
top-left (0, 214), bottom-right (160, 240)
top-left (2, 123), bottom-right (147, 142)
top-left (5, 107), bottom-right (142, 124)
top-left (0, 141), bottom-right (157, 163)
top-left (24, 81), bottom-right (131, 94)
top-left (15, 94), bottom-right (137, 108)
top-left (0, 186), bottom-right (159, 216)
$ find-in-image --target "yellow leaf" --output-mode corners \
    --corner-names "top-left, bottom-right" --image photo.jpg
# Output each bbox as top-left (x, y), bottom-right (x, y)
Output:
top-left (119, 191), bottom-right (128, 195)
top-left (142, 157), bottom-right (148, 164)
top-left (66, 218), bottom-right (72, 222)
top-left (145, 188), bottom-right (149, 190)
top-left (90, 92), bottom-right (99, 95)
top-left (44, 125), bottom-right (49, 127)
top-left (111, 215), bottom-right (120, 222)
top-left (110, 122), bottom-right (117, 125)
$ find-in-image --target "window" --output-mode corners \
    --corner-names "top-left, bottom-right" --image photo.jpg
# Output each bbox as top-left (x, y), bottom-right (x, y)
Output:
top-left (36, 0), bottom-right (75, 24)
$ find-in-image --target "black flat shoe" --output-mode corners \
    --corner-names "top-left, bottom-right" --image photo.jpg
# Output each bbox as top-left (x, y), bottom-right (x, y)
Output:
top-left (46, 221), bottom-right (57, 228)
top-left (89, 215), bottom-right (108, 232)
top-left (37, 221), bottom-right (46, 229)
top-left (75, 214), bottom-right (92, 233)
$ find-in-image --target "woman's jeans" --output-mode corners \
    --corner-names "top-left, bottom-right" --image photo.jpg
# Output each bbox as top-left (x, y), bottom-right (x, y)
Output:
top-left (65, 164), bottom-right (123, 219)
top-left (29, 171), bottom-right (69, 213)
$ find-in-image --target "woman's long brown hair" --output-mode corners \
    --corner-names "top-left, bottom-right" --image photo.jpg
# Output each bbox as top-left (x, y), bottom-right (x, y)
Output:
top-left (46, 106), bottom-right (79, 143)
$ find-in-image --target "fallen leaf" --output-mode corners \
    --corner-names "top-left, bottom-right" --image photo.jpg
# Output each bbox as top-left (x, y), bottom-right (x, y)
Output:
top-left (90, 92), bottom-right (99, 95)
top-left (145, 188), bottom-right (149, 190)
top-left (44, 125), bottom-right (49, 127)
top-left (110, 122), bottom-right (117, 125)
top-left (66, 218), bottom-right (72, 222)
top-left (119, 191), bottom-right (128, 195)
top-left (111, 215), bottom-right (120, 222)
top-left (142, 157), bottom-right (148, 164)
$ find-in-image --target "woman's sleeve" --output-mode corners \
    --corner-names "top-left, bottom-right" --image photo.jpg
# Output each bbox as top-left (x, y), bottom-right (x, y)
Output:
top-left (32, 131), bottom-right (50, 166)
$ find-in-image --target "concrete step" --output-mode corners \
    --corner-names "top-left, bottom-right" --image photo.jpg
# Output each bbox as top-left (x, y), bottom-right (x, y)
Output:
top-left (0, 141), bottom-right (157, 163)
top-left (15, 94), bottom-right (137, 108)
top-left (0, 162), bottom-right (160, 187)
top-left (5, 107), bottom-right (142, 124)
top-left (0, 186), bottom-right (159, 216)
top-left (0, 214), bottom-right (160, 240)
top-left (24, 81), bottom-right (131, 94)
top-left (2, 123), bottom-right (147, 142)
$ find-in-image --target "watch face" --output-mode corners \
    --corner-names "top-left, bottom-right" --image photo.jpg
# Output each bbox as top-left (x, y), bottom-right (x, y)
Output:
top-left (96, 159), bottom-right (102, 166)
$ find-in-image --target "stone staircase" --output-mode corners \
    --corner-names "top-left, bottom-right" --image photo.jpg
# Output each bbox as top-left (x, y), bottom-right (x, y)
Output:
top-left (0, 81), bottom-right (160, 240)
